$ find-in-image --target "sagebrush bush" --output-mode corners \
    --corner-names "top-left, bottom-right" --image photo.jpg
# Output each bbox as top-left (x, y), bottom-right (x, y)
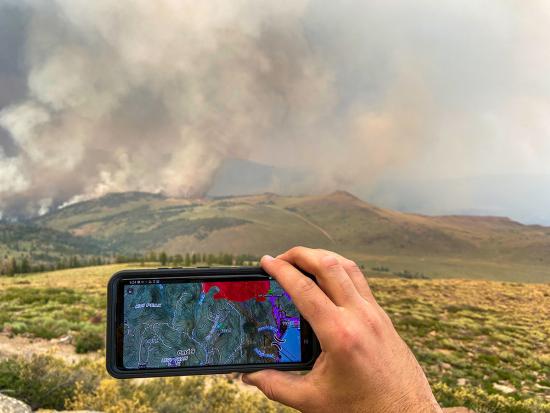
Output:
top-left (0, 285), bottom-right (102, 339)
top-left (0, 354), bottom-right (100, 410)
top-left (69, 375), bottom-right (295, 413)
top-left (68, 379), bottom-right (156, 413)
top-left (75, 327), bottom-right (104, 353)
top-left (1, 354), bottom-right (295, 412)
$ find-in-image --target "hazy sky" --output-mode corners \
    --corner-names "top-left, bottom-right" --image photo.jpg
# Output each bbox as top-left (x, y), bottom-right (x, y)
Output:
top-left (0, 0), bottom-right (549, 222)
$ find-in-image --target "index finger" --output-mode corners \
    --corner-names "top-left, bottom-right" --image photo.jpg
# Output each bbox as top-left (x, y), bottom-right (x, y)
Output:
top-left (314, 249), bottom-right (376, 302)
top-left (276, 247), bottom-right (364, 307)
top-left (261, 255), bottom-right (337, 341)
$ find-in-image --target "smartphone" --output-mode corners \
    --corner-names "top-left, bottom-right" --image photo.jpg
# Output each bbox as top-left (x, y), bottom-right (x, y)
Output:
top-left (106, 267), bottom-right (320, 378)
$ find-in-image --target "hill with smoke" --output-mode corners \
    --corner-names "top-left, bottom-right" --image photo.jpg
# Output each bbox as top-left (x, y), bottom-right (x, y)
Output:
top-left (1, 0), bottom-right (550, 220)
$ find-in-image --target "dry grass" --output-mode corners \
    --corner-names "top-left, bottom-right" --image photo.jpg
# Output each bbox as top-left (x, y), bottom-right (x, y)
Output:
top-left (0, 265), bottom-right (549, 411)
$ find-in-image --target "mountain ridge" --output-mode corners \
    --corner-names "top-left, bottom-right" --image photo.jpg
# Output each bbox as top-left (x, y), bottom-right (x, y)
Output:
top-left (15, 190), bottom-right (548, 282)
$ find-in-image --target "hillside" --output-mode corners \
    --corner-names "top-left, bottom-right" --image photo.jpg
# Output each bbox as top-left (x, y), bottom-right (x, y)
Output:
top-left (0, 222), bottom-right (107, 264)
top-left (28, 190), bottom-right (550, 282)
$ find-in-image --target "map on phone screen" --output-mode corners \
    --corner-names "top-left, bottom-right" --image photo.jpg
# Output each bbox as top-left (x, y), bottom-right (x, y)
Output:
top-left (122, 279), bottom-right (301, 369)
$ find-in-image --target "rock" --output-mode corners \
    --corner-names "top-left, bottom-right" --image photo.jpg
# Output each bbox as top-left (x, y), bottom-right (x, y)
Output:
top-left (493, 383), bottom-right (516, 394)
top-left (457, 378), bottom-right (467, 386)
top-left (0, 394), bottom-right (31, 413)
top-left (441, 362), bottom-right (452, 369)
top-left (36, 409), bottom-right (103, 413)
top-left (58, 335), bottom-right (73, 344)
top-left (89, 313), bottom-right (102, 324)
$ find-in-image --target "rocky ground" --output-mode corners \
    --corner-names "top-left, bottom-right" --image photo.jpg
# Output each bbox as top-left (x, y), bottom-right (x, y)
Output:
top-left (0, 393), bottom-right (473, 413)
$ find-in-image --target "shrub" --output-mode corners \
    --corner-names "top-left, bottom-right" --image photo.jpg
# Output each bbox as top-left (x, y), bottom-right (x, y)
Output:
top-left (68, 379), bottom-right (156, 413)
top-left (0, 286), bottom-right (95, 339)
top-left (433, 382), bottom-right (550, 413)
top-left (0, 353), bottom-right (294, 412)
top-left (68, 373), bottom-right (295, 413)
top-left (0, 287), bottom-right (82, 306)
top-left (0, 354), bottom-right (100, 410)
top-left (75, 328), bottom-right (104, 353)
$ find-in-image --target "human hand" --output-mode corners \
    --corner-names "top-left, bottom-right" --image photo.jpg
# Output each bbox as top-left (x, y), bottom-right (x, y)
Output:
top-left (242, 247), bottom-right (442, 413)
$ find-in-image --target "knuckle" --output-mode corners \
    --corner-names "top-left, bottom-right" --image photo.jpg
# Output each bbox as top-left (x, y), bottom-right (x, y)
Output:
top-left (297, 276), bottom-right (317, 295)
top-left (322, 254), bottom-right (340, 269)
top-left (366, 311), bottom-right (386, 335)
top-left (337, 277), bottom-right (356, 298)
top-left (315, 248), bottom-right (333, 258)
top-left (335, 325), bottom-right (361, 352)
top-left (355, 304), bottom-right (387, 334)
top-left (288, 245), bottom-right (307, 257)
top-left (317, 248), bottom-right (336, 255)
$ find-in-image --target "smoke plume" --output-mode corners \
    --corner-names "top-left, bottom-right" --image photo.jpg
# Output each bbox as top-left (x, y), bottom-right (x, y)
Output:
top-left (1, 0), bottom-right (550, 219)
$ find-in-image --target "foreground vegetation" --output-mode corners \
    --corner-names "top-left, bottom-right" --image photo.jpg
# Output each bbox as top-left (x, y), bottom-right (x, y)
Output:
top-left (376, 278), bottom-right (550, 412)
top-left (0, 264), bottom-right (548, 412)
top-left (0, 354), bottom-right (292, 412)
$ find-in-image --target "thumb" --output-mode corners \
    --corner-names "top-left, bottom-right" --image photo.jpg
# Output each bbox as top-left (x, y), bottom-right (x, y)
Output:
top-left (242, 369), bottom-right (310, 409)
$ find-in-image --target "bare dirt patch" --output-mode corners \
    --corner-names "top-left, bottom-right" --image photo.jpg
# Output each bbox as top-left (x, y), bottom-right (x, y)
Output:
top-left (0, 333), bottom-right (99, 364)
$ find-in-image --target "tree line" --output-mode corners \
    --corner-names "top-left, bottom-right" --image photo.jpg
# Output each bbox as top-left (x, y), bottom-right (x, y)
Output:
top-left (115, 251), bottom-right (259, 267)
top-left (0, 251), bottom-right (260, 276)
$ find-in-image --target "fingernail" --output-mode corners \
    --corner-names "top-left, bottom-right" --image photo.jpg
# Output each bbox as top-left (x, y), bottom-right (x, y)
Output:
top-left (262, 255), bottom-right (274, 262)
top-left (241, 374), bottom-right (250, 384)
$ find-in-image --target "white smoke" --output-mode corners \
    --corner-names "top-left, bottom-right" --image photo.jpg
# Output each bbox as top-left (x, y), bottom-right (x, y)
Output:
top-left (0, 0), bottom-right (335, 215)
top-left (1, 0), bottom-right (550, 218)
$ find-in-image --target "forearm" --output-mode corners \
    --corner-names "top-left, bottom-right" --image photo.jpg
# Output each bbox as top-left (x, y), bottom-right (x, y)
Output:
top-left (373, 389), bottom-right (442, 413)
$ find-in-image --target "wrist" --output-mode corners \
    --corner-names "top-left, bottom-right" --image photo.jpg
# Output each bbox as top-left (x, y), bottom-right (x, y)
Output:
top-left (375, 390), bottom-right (442, 413)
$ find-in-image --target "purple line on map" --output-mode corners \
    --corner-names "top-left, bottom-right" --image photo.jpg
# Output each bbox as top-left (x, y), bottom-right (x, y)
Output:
top-left (268, 294), bottom-right (300, 362)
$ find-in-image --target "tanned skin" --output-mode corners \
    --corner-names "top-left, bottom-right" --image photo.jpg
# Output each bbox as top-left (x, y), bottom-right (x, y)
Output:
top-left (242, 247), bottom-right (442, 413)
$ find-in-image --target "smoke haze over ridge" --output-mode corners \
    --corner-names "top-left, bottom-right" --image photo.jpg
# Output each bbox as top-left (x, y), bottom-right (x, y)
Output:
top-left (1, 0), bottom-right (550, 221)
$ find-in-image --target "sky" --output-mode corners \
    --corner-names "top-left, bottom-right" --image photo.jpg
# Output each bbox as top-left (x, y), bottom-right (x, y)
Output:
top-left (0, 0), bottom-right (549, 223)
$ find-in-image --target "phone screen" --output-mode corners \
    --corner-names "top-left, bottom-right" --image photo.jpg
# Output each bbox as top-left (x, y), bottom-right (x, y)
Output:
top-left (119, 277), bottom-right (305, 370)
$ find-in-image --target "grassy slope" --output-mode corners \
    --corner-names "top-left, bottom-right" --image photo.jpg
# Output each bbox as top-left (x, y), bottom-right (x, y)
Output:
top-left (34, 191), bottom-right (550, 282)
top-left (0, 265), bottom-right (548, 409)
top-left (0, 222), bottom-right (107, 263)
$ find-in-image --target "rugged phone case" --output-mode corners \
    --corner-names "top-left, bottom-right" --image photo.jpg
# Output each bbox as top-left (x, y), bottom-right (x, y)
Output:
top-left (106, 266), bottom-right (320, 378)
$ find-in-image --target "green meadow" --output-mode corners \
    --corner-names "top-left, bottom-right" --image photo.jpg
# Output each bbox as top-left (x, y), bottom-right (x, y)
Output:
top-left (0, 264), bottom-right (548, 412)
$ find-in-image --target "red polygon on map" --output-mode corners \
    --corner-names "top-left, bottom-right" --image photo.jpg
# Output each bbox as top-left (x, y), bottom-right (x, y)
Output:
top-left (201, 280), bottom-right (270, 302)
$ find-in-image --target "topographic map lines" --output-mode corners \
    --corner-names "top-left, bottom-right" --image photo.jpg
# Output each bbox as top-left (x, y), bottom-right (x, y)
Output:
top-left (123, 279), bottom-right (302, 369)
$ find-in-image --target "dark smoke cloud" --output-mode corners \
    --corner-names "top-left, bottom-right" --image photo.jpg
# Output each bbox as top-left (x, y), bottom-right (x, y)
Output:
top-left (1, 0), bottom-right (549, 220)
top-left (0, 2), bottom-right (28, 160)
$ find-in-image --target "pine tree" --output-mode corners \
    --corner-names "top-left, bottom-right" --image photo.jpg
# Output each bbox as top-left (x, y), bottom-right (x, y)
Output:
top-left (159, 251), bottom-right (168, 266)
top-left (184, 253), bottom-right (191, 267)
top-left (21, 257), bottom-right (30, 273)
top-left (236, 255), bottom-right (244, 266)
top-left (207, 254), bottom-right (215, 265)
top-left (6, 257), bottom-right (15, 276)
top-left (10, 257), bottom-right (18, 275)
